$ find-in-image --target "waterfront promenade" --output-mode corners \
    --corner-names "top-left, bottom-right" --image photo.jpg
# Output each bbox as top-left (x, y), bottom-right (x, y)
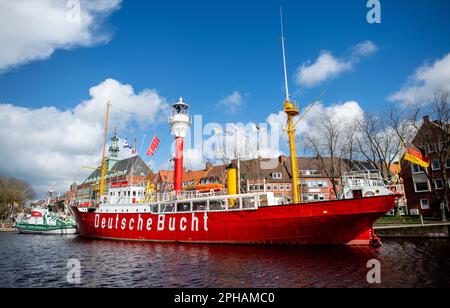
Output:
top-left (0, 222), bottom-right (17, 233)
top-left (375, 221), bottom-right (450, 238)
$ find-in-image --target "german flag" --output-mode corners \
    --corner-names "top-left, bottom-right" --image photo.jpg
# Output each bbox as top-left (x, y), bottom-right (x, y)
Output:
top-left (404, 146), bottom-right (430, 168)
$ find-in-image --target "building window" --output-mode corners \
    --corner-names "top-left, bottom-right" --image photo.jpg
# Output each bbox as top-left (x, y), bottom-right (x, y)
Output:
top-left (320, 181), bottom-right (328, 188)
top-left (266, 184), bottom-right (272, 191)
top-left (414, 181), bottom-right (430, 193)
top-left (431, 160), bottom-right (441, 171)
top-left (273, 185), bottom-right (278, 191)
top-left (428, 143), bottom-right (437, 153)
top-left (304, 193), bottom-right (326, 202)
top-left (286, 184), bottom-right (291, 191)
top-left (412, 164), bottom-right (426, 174)
top-left (434, 179), bottom-right (444, 190)
top-left (272, 173), bottom-right (282, 180)
top-left (420, 199), bottom-right (430, 210)
top-left (446, 158), bottom-right (450, 169)
top-left (410, 209), bottom-right (420, 216)
top-left (304, 181), bottom-right (329, 188)
top-left (279, 184), bottom-right (284, 191)
top-left (301, 170), bottom-right (319, 176)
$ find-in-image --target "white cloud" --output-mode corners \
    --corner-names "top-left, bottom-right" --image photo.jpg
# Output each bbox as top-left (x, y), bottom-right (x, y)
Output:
top-left (182, 121), bottom-right (283, 169)
top-left (216, 91), bottom-right (243, 114)
top-left (295, 41), bottom-right (377, 88)
top-left (184, 148), bottom-right (207, 170)
top-left (0, 0), bottom-right (121, 72)
top-left (267, 101), bottom-right (365, 140)
top-left (351, 40), bottom-right (378, 58)
top-left (74, 78), bottom-right (168, 129)
top-left (389, 53), bottom-right (450, 104)
top-left (0, 78), bottom-right (168, 195)
top-left (196, 101), bottom-right (364, 164)
top-left (295, 52), bottom-right (352, 88)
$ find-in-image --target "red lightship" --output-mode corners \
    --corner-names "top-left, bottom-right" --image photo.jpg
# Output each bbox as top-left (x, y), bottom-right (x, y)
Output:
top-left (71, 14), bottom-right (397, 247)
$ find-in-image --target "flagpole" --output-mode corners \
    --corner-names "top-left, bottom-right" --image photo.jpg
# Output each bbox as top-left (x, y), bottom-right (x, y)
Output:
top-left (393, 140), bottom-right (405, 187)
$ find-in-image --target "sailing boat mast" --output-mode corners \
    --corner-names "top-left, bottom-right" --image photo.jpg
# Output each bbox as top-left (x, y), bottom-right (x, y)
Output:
top-left (99, 102), bottom-right (111, 197)
top-left (280, 8), bottom-right (301, 204)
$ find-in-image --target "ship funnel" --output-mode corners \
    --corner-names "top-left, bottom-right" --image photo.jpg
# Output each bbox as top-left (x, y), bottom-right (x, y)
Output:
top-left (227, 163), bottom-right (238, 207)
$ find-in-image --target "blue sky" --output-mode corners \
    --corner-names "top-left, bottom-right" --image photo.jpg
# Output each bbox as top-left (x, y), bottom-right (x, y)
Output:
top-left (0, 0), bottom-right (449, 194)
top-left (2, 1), bottom-right (450, 115)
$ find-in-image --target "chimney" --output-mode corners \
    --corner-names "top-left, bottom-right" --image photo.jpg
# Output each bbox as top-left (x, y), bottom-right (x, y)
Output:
top-left (279, 155), bottom-right (287, 164)
top-left (205, 162), bottom-right (213, 171)
top-left (423, 115), bottom-right (430, 123)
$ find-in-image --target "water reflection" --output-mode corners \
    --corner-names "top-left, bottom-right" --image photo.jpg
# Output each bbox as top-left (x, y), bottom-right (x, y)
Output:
top-left (0, 233), bottom-right (449, 288)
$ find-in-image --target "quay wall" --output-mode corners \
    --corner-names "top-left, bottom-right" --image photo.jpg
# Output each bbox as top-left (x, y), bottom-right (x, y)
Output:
top-left (376, 224), bottom-right (450, 238)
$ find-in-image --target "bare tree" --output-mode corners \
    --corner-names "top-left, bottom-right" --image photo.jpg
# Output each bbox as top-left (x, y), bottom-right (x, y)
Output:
top-left (355, 110), bottom-right (405, 181)
top-left (407, 89), bottom-right (450, 221)
top-left (305, 114), bottom-right (356, 199)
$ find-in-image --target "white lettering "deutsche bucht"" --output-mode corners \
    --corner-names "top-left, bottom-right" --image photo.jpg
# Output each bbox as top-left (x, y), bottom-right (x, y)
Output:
top-left (94, 213), bottom-right (209, 232)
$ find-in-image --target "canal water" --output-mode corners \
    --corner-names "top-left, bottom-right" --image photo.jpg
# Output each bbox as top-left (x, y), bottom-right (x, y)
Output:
top-left (0, 233), bottom-right (449, 288)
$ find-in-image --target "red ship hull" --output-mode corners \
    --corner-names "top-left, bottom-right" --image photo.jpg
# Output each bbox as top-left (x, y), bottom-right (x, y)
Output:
top-left (71, 195), bottom-right (396, 245)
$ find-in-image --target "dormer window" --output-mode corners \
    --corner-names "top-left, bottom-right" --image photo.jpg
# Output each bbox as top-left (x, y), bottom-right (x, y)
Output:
top-left (272, 172), bottom-right (283, 180)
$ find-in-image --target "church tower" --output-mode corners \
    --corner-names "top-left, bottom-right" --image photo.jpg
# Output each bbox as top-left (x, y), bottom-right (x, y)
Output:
top-left (107, 128), bottom-right (120, 171)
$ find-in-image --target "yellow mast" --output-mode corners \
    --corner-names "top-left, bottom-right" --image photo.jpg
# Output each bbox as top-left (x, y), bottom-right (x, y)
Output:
top-left (285, 102), bottom-right (301, 204)
top-left (280, 9), bottom-right (301, 204)
top-left (99, 102), bottom-right (111, 197)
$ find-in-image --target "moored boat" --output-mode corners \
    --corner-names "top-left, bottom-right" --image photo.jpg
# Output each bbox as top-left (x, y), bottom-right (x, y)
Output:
top-left (71, 190), bottom-right (397, 245)
top-left (71, 12), bottom-right (398, 246)
top-left (15, 209), bottom-right (77, 235)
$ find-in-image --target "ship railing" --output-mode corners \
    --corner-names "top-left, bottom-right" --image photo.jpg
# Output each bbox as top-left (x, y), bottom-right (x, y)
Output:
top-left (147, 192), bottom-right (275, 215)
top-left (342, 170), bottom-right (388, 188)
top-left (74, 199), bottom-right (97, 208)
top-left (149, 189), bottom-right (228, 203)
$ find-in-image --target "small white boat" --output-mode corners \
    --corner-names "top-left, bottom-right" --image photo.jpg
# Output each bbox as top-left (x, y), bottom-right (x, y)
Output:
top-left (15, 209), bottom-right (77, 235)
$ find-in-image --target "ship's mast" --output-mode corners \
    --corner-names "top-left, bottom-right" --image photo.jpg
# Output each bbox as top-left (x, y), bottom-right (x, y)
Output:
top-left (281, 9), bottom-right (290, 103)
top-left (280, 8), bottom-right (301, 204)
top-left (99, 101), bottom-right (111, 197)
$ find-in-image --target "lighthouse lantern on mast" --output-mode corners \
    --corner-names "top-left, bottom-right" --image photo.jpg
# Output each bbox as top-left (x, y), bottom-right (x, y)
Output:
top-left (169, 97), bottom-right (191, 193)
top-left (169, 97), bottom-right (191, 138)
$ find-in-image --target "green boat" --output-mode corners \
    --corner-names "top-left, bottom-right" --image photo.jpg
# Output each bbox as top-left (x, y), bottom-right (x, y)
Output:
top-left (15, 209), bottom-right (77, 235)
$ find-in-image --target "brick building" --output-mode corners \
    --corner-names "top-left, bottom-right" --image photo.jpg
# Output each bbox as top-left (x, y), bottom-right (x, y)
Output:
top-left (75, 155), bottom-right (152, 202)
top-left (154, 163), bottom-right (226, 193)
top-left (401, 116), bottom-right (450, 217)
top-left (240, 156), bottom-right (376, 203)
